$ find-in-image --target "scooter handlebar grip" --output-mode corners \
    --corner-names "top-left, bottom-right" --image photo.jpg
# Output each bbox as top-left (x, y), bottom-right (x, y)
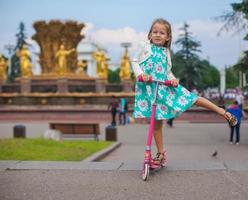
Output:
top-left (164, 80), bottom-right (172, 86)
top-left (138, 75), bottom-right (143, 82)
top-left (164, 80), bottom-right (178, 87)
top-left (148, 76), bottom-right (153, 82)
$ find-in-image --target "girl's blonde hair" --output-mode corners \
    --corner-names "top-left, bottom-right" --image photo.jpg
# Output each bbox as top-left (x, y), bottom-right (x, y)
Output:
top-left (148, 18), bottom-right (172, 49)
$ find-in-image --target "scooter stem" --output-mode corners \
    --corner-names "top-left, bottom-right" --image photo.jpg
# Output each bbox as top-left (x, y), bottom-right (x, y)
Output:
top-left (146, 104), bottom-right (156, 147)
top-left (146, 81), bottom-right (160, 147)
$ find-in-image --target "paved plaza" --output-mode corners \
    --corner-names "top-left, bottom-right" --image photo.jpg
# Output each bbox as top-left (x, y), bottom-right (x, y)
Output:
top-left (0, 122), bottom-right (248, 200)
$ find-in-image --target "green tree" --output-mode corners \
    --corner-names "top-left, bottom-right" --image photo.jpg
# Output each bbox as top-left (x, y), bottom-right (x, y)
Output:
top-left (15, 22), bottom-right (27, 50)
top-left (9, 22), bottom-right (28, 81)
top-left (218, 0), bottom-right (248, 85)
top-left (226, 66), bottom-right (239, 88)
top-left (173, 23), bottom-right (220, 91)
top-left (108, 68), bottom-right (120, 83)
top-left (174, 22), bottom-right (204, 91)
top-left (200, 60), bottom-right (220, 89)
top-left (218, 1), bottom-right (248, 34)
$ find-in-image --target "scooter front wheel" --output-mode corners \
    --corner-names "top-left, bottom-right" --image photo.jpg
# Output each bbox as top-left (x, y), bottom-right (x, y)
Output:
top-left (142, 163), bottom-right (150, 181)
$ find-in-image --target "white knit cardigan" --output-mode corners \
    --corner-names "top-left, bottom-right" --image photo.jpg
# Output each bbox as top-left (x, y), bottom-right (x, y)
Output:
top-left (131, 40), bottom-right (176, 80)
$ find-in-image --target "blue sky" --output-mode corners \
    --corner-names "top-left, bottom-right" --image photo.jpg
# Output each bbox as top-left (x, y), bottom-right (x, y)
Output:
top-left (0, 0), bottom-right (245, 70)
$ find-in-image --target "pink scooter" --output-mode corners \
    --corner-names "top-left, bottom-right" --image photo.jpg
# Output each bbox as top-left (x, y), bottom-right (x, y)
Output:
top-left (138, 75), bottom-right (175, 181)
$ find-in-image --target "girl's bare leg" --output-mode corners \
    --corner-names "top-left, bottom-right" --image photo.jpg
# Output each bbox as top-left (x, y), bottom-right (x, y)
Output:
top-left (194, 97), bottom-right (230, 120)
top-left (153, 120), bottom-right (164, 153)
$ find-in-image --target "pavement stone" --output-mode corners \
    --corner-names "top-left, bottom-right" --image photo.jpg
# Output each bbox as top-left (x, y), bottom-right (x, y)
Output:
top-left (1, 123), bottom-right (248, 172)
top-left (82, 141), bottom-right (122, 162)
top-left (1, 122), bottom-right (248, 200)
top-left (2, 160), bottom-right (248, 172)
top-left (1, 170), bottom-right (248, 200)
top-left (0, 161), bottom-right (20, 170)
top-left (10, 161), bottom-right (83, 170)
top-left (79, 161), bottom-right (123, 170)
top-left (225, 161), bottom-right (248, 171)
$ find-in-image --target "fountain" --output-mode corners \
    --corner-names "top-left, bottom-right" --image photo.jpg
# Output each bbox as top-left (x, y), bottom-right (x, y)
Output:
top-left (0, 20), bottom-right (135, 108)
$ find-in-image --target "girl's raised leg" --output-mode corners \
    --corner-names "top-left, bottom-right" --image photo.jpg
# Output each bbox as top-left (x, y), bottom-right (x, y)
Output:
top-left (194, 97), bottom-right (237, 125)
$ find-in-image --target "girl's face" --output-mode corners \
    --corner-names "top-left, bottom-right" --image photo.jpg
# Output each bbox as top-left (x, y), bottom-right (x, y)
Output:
top-left (150, 23), bottom-right (169, 46)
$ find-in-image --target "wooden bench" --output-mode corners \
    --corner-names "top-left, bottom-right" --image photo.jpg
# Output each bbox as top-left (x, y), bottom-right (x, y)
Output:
top-left (49, 122), bottom-right (100, 141)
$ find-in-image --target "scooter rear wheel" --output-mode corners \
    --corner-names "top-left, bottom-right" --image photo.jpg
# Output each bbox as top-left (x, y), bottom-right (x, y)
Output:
top-left (142, 163), bottom-right (149, 181)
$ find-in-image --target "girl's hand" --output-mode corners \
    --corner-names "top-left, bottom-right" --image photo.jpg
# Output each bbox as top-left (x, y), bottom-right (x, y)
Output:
top-left (170, 79), bottom-right (179, 87)
top-left (141, 73), bottom-right (151, 82)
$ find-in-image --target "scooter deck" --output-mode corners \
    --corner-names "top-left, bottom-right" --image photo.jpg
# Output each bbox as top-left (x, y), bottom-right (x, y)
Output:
top-left (150, 161), bottom-right (167, 170)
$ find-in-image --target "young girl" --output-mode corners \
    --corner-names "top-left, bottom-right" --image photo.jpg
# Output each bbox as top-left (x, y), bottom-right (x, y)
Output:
top-left (132, 18), bottom-right (237, 166)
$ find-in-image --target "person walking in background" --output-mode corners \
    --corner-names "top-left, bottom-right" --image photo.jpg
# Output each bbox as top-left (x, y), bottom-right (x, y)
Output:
top-left (108, 96), bottom-right (119, 126)
top-left (236, 89), bottom-right (247, 119)
top-left (132, 18), bottom-right (238, 167)
top-left (227, 101), bottom-right (243, 145)
top-left (236, 90), bottom-right (245, 111)
top-left (119, 97), bottom-right (128, 125)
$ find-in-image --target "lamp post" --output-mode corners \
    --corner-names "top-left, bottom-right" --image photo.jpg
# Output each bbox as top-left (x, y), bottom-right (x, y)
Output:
top-left (220, 66), bottom-right (226, 97)
top-left (121, 42), bottom-right (132, 53)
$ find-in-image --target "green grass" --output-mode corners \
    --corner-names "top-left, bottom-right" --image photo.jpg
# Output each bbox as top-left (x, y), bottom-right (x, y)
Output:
top-left (0, 138), bottom-right (112, 161)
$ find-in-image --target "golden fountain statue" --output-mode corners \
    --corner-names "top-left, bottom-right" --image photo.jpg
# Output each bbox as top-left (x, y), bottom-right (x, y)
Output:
top-left (55, 44), bottom-right (75, 76)
top-left (92, 49), bottom-right (108, 79)
top-left (119, 48), bottom-right (131, 80)
top-left (32, 20), bottom-right (85, 75)
top-left (0, 54), bottom-right (8, 80)
top-left (16, 45), bottom-right (33, 78)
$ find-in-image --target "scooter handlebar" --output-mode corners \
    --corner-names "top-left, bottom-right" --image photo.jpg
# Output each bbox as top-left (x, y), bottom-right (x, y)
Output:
top-left (138, 75), bottom-right (176, 87)
top-left (164, 80), bottom-right (173, 86)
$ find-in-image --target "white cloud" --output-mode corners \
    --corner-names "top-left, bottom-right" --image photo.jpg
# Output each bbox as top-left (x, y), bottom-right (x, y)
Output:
top-left (91, 26), bottom-right (146, 47)
top-left (173, 19), bottom-right (224, 39)
top-left (173, 19), bottom-right (248, 68)
top-left (84, 25), bottom-right (146, 64)
top-left (81, 22), bottom-right (94, 37)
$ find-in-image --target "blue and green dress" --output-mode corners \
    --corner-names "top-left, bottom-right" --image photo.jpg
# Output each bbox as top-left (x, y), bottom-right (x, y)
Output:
top-left (133, 44), bottom-right (198, 120)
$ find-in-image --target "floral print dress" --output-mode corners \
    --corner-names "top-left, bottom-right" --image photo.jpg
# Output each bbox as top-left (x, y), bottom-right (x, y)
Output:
top-left (133, 44), bottom-right (198, 120)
